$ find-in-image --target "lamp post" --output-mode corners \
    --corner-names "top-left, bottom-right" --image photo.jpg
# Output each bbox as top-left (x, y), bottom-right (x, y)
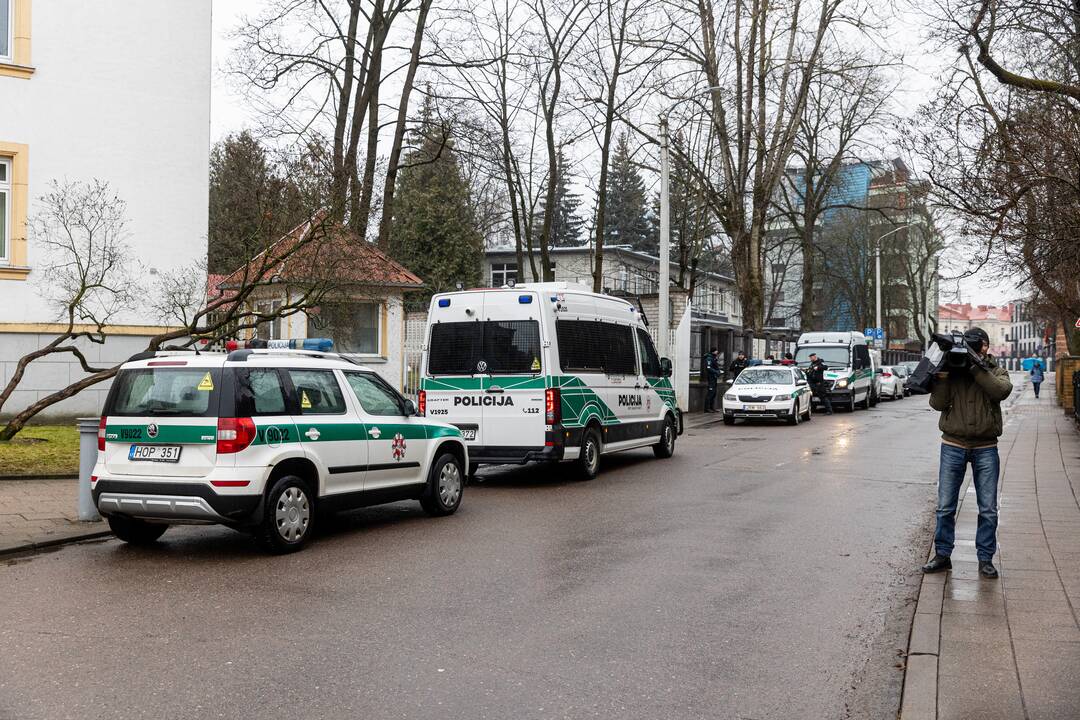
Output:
top-left (658, 87), bottom-right (721, 357)
top-left (875, 222), bottom-right (915, 349)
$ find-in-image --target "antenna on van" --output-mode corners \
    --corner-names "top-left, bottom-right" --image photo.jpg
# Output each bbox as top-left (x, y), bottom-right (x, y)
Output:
top-left (635, 298), bottom-right (650, 326)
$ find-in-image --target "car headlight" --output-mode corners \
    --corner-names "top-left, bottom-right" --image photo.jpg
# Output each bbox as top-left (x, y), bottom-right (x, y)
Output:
top-left (773, 394), bottom-right (791, 401)
top-left (834, 378), bottom-right (849, 389)
top-left (723, 393), bottom-right (736, 402)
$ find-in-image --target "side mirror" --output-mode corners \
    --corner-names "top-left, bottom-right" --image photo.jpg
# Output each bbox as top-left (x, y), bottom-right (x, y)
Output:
top-left (659, 357), bottom-right (673, 377)
top-left (402, 399), bottom-right (417, 416)
top-left (796, 379), bottom-right (808, 387)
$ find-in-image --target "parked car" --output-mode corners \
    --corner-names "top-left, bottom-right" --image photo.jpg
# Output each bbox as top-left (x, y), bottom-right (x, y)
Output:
top-left (722, 365), bottom-right (813, 426)
top-left (891, 364), bottom-right (912, 396)
top-left (92, 341), bottom-right (468, 553)
top-left (879, 366), bottom-right (905, 400)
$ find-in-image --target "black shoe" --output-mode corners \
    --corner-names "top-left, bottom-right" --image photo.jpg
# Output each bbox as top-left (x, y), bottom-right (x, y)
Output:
top-left (922, 555), bottom-right (952, 573)
top-left (979, 561), bottom-right (998, 579)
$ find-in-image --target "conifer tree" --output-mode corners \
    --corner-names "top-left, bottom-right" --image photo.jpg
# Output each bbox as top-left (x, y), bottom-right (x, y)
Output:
top-left (603, 133), bottom-right (651, 251)
top-left (538, 148), bottom-right (585, 247)
top-left (389, 97), bottom-right (484, 306)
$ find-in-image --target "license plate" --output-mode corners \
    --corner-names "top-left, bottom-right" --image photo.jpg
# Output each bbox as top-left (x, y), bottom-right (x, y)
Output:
top-left (459, 428), bottom-right (477, 441)
top-left (745, 404), bottom-right (766, 412)
top-left (128, 445), bottom-right (182, 462)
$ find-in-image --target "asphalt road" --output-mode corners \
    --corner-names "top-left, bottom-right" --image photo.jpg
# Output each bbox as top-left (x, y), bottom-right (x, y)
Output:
top-left (0, 395), bottom-right (942, 720)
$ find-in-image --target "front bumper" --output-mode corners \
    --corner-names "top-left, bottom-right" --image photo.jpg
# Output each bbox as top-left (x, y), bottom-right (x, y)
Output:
top-left (723, 402), bottom-right (795, 419)
top-left (93, 479), bottom-right (262, 525)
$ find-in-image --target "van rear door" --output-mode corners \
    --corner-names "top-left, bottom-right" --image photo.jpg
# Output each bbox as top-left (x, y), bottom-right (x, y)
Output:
top-left (477, 292), bottom-right (545, 449)
top-left (102, 366), bottom-right (221, 478)
top-left (425, 293), bottom-right (487, 446)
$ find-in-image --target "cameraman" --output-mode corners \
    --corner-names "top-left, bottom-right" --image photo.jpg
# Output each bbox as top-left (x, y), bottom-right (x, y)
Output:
top-left (922, 327), bottom-right (1013, 579)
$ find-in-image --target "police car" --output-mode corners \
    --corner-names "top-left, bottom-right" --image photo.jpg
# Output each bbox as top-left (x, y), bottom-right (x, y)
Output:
top-left (91, 339), bottom-right (468, 553)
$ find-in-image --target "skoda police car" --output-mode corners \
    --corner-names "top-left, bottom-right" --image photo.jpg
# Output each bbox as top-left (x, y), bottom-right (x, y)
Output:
top-left (91, 339), bottom-right (468, 553)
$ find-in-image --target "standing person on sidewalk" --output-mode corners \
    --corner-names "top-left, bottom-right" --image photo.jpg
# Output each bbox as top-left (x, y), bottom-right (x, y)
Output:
top-left (729, 351), bottom-right (748, 380)
top-left (1030, 356), bottom-right (1044, 398)
top-left (702, 348), bottom-right (721, 413)
top-left (922, 327), bottom-right (1013, 579)
top-left (805, 353), bottom-right (833, 415)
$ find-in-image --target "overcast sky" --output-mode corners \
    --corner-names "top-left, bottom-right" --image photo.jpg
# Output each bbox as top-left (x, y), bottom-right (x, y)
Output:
top-left (208, 0), bottom-right (1017, 307)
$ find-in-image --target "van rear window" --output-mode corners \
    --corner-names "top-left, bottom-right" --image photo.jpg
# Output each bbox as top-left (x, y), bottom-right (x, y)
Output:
top-left (106, 368), bottom-right (220, 417)
top-left (428, 321), bottom-right (541, 375)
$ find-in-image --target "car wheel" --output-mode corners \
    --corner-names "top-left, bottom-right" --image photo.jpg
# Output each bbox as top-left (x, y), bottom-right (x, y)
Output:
top-left (421, 452), bottom-right (464, 516)
top-left (803, 398), bottom-right (812, 420)
top-left (723, 416), bottom-right (736, 426)
top-left (652, 415), bottom-right (676, 459)
top-left (256, 475), bottom-right (314, 554)
top-left (848, 394), bottom-right (857, 412)
top-left (107, 516), bottom-right (168, 545)
top-left (787, 401), bottom-right (801, 425)
top-left (576, 427), bottom-right (602, 480)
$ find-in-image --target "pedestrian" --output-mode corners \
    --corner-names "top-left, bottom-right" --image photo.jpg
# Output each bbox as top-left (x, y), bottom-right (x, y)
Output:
top-left (764, 355), bottom-right (776, 365)
top-left (922, 327), bottom-right (1013, 579)
top-left (702, 347), bottom-right (721, 412)
top-left (729, 351), bottom-right (748, 380)
top-left (1030, 356), bottom-right (1044, 398)
top-left (805, 352), bottom-right (833, 415)
top-left (779, 352), bottom-right (795, 366)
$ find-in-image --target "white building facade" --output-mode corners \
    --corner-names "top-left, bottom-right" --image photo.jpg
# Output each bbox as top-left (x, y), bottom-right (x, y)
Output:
top-left (0, 0), bottom-right (212, 418)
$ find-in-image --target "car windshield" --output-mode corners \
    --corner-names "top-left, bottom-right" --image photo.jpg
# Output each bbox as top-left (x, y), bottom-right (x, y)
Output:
top-left (106, 368), bottom-right (220, 417)
top-left (734, 368), bottom-right (792, 385)
top-left (795, 347), bottom-right (850, 368)
top-left (428, 320), bottom-right (541, 375)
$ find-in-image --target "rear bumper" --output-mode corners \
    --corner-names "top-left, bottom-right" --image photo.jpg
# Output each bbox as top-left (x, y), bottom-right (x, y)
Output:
top-left (93, 479), bottom-right (261, 524)
top-left (467, 444), bottom-right (564, 465)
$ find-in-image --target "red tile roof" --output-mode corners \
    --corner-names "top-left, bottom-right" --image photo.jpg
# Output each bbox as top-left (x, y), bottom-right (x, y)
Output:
top-left (218, 213), bottom-right (423, 290)
top-left (938, 303), bottom-right (1013, 323)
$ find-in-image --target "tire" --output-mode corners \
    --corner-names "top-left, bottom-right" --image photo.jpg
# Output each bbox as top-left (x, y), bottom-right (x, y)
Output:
top-left (803, 398), bottom-right (812, 421)
top-left (576, 427), bottom-right (602, 480)
top-left (420, 452), bottom-right (465, 516)
top-left (108, 516), bottom-right (168, 545)
top-left (467, 462), bottom-right (479, 481)
top-left (723, 415), bottom-right (736, 426)
top-left (869, 387), bottom-right (879, 407)
top-left (256, 475), bottom-right (315, 554)
top-left (848, 393), bottom-right (857, 412)
top-left (653, 415), bottom-right (676, 458)
top-left (859, 389), bottom-right (871, 410)
top-left (787, 400), bottom-right (801, 425)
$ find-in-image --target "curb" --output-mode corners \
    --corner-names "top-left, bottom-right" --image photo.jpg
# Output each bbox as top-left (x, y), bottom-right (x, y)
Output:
top-left (0, 473), bottom-right (79, 481)
top-left (0, 527), bottom-right (112, 558)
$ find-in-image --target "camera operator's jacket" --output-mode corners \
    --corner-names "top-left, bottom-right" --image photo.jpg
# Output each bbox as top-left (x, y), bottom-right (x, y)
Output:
top-left (929, 355), bottom-right (1013, 447)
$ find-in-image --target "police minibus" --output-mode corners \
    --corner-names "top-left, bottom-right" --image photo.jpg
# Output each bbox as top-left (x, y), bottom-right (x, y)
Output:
top-left (418, 282), bottom-right (682, 479)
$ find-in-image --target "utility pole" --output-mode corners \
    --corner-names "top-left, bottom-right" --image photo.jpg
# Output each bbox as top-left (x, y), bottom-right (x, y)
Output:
top-left (875, 223), bottom-right (914, 350)
top-left (659, 114), bottom-right (671, 357)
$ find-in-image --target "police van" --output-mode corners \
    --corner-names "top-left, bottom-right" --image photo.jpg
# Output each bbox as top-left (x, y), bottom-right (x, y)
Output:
top-left (794, 331), bottom-right (876, 412)
top-left (91, 340), bottom-right (468, 553)
top-left (419, 282), bottom-right (682, 479)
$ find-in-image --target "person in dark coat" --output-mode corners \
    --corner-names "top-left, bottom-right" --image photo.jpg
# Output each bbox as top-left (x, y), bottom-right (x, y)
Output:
top-left (702, 348), bottom-right (722, 412)
top-left (1030, 357), bottom-right (1044, 398)
top-left (728, 352), bottom-right (748, 380)
top-left (805, 353), bottom-right (833, 415)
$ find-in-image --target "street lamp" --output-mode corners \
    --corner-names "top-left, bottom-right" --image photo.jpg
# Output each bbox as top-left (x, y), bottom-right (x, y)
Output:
top-left (658, 87), bottom-right (721, 357)
top-left (874, 222), bottom-right (915, 349)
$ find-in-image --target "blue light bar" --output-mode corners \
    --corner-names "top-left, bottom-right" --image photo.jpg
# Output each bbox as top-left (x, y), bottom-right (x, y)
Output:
top-left (301, 338), bottom-right (333, 351)
top-left (438, 298), bottom-right (451, 307)
top-left (518, 295), bottom-right (533, 304)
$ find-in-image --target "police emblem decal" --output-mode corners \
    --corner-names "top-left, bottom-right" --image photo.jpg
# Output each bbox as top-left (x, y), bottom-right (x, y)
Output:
top-left (146, 423), bottom-right (159, 439)
top-left (391, 433), bottom-right (407, 460)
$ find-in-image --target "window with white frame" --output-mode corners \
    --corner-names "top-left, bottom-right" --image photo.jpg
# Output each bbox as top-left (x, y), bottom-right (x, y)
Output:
top-left (491, 262), bottom-right (517, 287)
top-left (0, 156), bottom-right (10, 263)
top-left (0, 0), bottom-right (11, 62)
top-left (308, 301), bottom-right (382, 355)
top-left (255, 300), bottom-right (283, 340)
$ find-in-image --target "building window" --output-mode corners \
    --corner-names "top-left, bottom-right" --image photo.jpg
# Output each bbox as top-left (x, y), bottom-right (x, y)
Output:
top-left (255, 300), bottom-right (283, 340)
top-left (0, 156), bottom-right (9, 262)
top-left (491, 262), bottom-right (517, 287)
top-left (0, 0), bottom-right (10, 61)
top-left (308, 302), bottom-right (382, 355)
top-left (0, 0), bottom-right (32, 78)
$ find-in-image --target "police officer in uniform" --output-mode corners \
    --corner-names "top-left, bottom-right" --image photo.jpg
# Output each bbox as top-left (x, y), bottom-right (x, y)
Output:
top-left (806, 352), bottom-right (833, 415)
top-left (702, 347), bottom-right (721, 412)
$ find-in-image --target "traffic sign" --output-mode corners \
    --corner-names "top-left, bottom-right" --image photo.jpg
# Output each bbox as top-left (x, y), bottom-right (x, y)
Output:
top-left (1075, 317), bottom-right (1080, 328)
top-left (864, 327), bottom-right (884, 340)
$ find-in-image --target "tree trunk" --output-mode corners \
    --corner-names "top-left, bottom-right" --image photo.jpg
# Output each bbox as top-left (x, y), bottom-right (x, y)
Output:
top-left (0, 368), bottom-right (118, 441)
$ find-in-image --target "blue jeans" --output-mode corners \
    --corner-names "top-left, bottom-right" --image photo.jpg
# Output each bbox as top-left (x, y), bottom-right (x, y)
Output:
top-left (934, 444), bottom-right (1000, 562)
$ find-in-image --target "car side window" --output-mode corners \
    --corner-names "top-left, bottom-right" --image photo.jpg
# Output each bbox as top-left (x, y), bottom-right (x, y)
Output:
top-left (235, 368), bottom-right (288, 416)
top-left (344, 372), bottom-right (403, 416)
top-left (636, 328), bottom-right (661, 377)
top-left (286, 369), bottom-right (347, 414)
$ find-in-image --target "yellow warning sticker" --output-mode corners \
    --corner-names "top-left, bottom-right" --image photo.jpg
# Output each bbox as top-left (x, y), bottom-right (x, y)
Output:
top-left (301, 390), bottom-right (312, 409)
top-left (531, 357), bottom-right (541, 371)
top-left (197, 372), bottom-right (214, 391)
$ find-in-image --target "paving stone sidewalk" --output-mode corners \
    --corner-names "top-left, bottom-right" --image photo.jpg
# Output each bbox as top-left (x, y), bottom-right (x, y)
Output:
top-left (901, 374), bottom-right (1080, 719)
top-left (0, 478), bottom-right (108, 555)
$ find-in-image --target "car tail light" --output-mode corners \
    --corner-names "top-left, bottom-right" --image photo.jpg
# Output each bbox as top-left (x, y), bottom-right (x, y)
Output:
top-left (545, 388), bottom-right (561, 424)
top-left (217, 417), bottom-right (257, 454)
top-left (883, 371), bottom-right (892, 377)
top-left (417, 390), bottom-right (426, 416)
top-left (90, 475), bottom-right (98, 485)
top-left (98, 416), bottom-right (107, 451)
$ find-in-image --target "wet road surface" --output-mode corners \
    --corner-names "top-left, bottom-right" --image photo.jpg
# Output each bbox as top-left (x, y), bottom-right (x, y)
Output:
top-left (0, 396), bottom-right (941, 719)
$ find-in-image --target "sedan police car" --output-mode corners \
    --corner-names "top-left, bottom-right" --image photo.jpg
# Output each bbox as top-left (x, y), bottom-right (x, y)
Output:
top-left (91, 340), bottom-right (468, 553)
top-left (722, 365), bottom-right (813, 426)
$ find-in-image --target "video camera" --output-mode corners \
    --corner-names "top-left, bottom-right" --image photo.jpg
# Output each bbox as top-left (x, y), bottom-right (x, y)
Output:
top-left (936, 331), bottom-right (989, 372)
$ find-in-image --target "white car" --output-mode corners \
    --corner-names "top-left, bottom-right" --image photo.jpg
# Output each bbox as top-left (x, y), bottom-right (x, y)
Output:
top-left (91, 340), bottom-right (468, 553)
top-left (722, 366), bottom-right (813, 426)
top-left (880, 366), bottom-right (905, 400)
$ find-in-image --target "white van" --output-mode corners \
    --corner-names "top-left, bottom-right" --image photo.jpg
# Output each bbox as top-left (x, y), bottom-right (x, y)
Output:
top-left (794, 331), bottom-right (876, 412)
top-left (419, 282), bottom-right (682, 479)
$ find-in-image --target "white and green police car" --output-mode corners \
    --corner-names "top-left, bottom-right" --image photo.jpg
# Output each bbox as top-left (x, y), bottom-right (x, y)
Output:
top-left (419, 282), bottom-right (682, 480)
top-left (91, 340), bottom-right (468, 553)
